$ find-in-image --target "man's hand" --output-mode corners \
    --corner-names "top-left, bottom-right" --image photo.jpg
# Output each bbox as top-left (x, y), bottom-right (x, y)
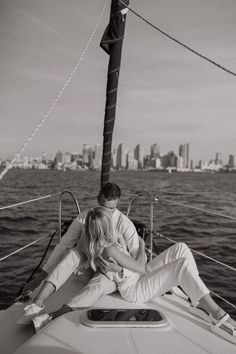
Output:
top-left (21, 270), bottom-right (48, 293)
top-left (97, 256), bottom-right (122, 274)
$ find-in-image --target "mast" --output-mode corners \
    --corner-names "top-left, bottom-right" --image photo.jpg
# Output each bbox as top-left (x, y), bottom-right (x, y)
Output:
top-left (100, 0), bottom-right (129, 186)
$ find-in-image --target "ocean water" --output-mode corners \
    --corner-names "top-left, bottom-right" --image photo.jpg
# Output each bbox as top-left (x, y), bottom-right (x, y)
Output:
top-left (0, 169), bottom-right (235, 316)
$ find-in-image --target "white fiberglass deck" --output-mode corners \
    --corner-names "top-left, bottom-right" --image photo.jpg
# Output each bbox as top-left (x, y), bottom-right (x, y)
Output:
top-left (0, 273), bottom-right (235, 354)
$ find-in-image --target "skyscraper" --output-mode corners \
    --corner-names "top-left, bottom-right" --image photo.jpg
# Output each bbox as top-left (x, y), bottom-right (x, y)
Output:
top-left (111, 148), bottom-right (117, 168)
top-left (116, 143), bottom-right (127, 169)
top-left (179, 143), bottom-right (190, 169)
top-left (150, 143), bottom-right (160, 159)
top-left (82, 144), bottom-right (93, 168)
top-left (93, 144), bottom-right (102, 169)
top-left (127, 151), bottom-right (138, 169)
top-left (228, 154), bottom-right (234, 168)
top-left (215, 152), bottom-right (223, 166)
top-left (134, 144), bottom-right (144, 168)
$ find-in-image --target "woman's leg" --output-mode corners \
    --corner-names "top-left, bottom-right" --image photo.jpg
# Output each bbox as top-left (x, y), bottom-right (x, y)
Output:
top-left (147, 243), bottom-right (198, 276)
top-left (133, 256), bottom-right (209, 304)
top-left (198, 294), bottom-right (225, 319)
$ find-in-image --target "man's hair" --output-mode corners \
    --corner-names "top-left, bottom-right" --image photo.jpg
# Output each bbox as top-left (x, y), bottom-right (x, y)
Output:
top-left (98, 182), bottom-right (121, 201)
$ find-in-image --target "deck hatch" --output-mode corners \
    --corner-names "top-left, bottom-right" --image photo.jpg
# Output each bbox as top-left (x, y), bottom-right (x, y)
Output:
top-left (81, 308), bottom-right (168, 328)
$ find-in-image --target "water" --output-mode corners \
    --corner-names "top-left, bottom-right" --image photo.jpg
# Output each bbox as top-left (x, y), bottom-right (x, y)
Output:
top-left (0, 169), bottom-right (235, 317)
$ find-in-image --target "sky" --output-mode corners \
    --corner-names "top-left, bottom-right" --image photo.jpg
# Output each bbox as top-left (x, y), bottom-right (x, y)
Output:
top-left (0, 0), bottom-right (236, 164)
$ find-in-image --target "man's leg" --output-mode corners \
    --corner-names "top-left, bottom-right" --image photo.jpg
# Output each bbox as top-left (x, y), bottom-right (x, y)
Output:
top-left (66, 271), bottom-right (117, 308)
top-left (26, 249), bottom-right (81, 311)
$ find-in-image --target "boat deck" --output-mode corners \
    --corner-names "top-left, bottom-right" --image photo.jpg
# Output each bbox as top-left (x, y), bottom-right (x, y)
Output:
top-left (0, 274), bottom-right (235, 354)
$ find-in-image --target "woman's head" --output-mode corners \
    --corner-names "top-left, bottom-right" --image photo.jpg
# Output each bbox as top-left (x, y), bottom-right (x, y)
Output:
top-left (85, 207), bottom-right (115, 271)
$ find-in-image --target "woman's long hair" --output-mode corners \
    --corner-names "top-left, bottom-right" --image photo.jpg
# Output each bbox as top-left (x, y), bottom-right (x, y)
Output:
top-left (84, 207), bottom-right (115, 271)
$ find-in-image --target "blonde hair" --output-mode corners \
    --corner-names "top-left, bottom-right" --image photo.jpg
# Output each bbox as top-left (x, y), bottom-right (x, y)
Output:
top-left (84, 207), bottom-right (115, 271)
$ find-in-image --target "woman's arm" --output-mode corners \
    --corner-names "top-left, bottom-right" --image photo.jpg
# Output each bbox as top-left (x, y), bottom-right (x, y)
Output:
top-left (104, 237), bottom-right (146, 274)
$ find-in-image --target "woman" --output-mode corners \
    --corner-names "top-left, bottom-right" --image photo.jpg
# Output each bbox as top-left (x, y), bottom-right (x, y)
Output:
top-left (83, 207), bottom-right (236, 344)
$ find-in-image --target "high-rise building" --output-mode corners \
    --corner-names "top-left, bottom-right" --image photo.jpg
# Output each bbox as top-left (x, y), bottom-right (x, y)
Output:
top-left (168, 151), bottom-right (176, 167)
top-left (65, 152), bottom-right (72, 164)
top-left (150, 143), bottom-right (160, 159)
top-left (179, 143), bottom-right (190, 169)
top-left (116, 143), bottom-right (127, 169)
top-left (127, 151), bottom-right (138, 169)
top-left (83, 144), bottom-right (91, 165)
top-left (215, 152), bottom-right (223, 166)
top-left (111, 148), bottom-right (117, 168)
top-left (228, 154), bottom-right (234, 168)
top-left (134, 144), bottom-right (144, 168)
top-left (93, 144), bottom-right (102, 169)
top-left (177, 155), bottom-right (183, 170)
top-left (55, 150), bottom-right (63, 164)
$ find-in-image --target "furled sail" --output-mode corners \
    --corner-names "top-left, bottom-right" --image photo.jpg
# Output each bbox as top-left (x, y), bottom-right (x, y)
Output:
top-left (100, 0), bottom-right (129, 186)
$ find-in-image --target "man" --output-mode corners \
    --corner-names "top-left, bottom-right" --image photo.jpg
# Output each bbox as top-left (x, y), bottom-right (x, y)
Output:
top-left (18, 182), bottom-right (141, 330)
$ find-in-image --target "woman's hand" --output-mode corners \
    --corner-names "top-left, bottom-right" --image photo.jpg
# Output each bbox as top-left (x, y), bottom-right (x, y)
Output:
top-left (97, 256), bottom-right (122, 274)
top-left (139, 236), bottom-right (146, 249)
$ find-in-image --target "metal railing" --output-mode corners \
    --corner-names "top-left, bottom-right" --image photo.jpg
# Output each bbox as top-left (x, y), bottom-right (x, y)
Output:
top-left (0, 190), bottom-right (80, 261)
top-left (0, 190), bottom-right (235, 310)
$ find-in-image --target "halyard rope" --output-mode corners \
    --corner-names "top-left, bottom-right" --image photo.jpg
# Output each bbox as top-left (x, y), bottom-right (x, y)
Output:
top-left (0, 0), bottom-right (109, 183)
top-left (119, 0), bottom-right (236, 77)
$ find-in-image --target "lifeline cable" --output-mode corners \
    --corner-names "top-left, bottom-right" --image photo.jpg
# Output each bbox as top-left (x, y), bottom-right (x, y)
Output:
top-left (0, 0), bottom-right (109, 183)
top-left (0, 192), bottom-right (61, 211)
top-left (119, 0), bottom-right (236, 77)
top-left (0, 234), bottom-right (51, 262)
top-left (157, 232), bottom-right (236, 273)
top-left (158, 197), bottom-right (236, 221)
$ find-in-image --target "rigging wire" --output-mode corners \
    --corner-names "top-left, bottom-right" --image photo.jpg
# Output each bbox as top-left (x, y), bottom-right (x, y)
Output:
top-left (0, 192), bottom-right (61, 211)
top-left (210, 289), bottom-right (236, 310)
top-left (0, 0), bottom-right (109, 183)
top-left (158, 197), bottom-right (236, 221)
top-left (119, 0), bottom-right (236, 77)
top-left (157, 232), bottom-right (236, 309)
top-left (157, 232), bottom-right (236, 273)
top-left (0, 234), bottom-right (51, 262)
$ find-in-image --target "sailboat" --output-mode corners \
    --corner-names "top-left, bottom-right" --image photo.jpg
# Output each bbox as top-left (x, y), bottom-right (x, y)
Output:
top-left (0, 1), bottom-right (236, 353)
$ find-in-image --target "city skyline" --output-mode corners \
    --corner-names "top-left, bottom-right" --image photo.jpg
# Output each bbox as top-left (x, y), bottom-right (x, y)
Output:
top-left (2, 140), bottom-right (234, 169)
top-left (0, 1), bottom-right (236, 162)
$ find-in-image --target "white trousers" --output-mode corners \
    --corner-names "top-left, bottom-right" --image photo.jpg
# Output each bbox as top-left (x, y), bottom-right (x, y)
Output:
top-left (46, 249), bottom-right (116, 308)
top-left (46, 243), bottom-right (209, 308)
top-left (118, 243), bottom-right (209, 305)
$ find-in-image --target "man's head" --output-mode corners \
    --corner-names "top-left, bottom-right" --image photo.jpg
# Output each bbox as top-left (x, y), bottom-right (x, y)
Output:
top-left (97, 182), bottom-right (121, 214)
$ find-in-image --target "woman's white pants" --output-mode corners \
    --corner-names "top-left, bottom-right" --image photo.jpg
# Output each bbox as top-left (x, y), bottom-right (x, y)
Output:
top-left (119, 242), bottom-right (209, 305)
